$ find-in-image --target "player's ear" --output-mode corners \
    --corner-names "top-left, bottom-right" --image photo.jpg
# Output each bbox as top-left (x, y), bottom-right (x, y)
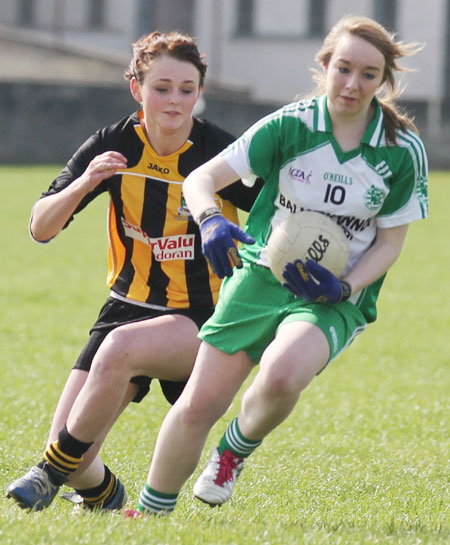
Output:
top-left (193, 89), bottom-right (205, 115)
top-left (130, 77), bottom-right (142, 104)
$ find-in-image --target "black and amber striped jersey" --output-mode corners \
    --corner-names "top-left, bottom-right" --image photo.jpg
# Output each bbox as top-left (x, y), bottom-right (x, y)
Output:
top-left (40, 111), bottom-right (262, 310)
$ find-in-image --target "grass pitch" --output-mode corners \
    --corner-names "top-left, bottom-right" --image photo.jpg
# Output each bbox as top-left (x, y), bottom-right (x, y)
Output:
top-left (0, 166), bottom-right (448, 545)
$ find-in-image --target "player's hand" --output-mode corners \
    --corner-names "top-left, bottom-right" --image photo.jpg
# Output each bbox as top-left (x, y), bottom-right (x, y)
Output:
top-left (282, 259), bottom-right (351, 303)
top-left (199, 215), bottom-right (255, 278)
top-left (81, 151), bottom-right (128, 191)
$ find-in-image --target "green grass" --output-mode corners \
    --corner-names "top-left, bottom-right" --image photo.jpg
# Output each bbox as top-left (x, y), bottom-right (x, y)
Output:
top-left (0, 166), bottom-right (449, 544)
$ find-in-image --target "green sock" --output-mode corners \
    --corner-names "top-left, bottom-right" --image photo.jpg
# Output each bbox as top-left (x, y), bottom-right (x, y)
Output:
top-left (138, 483), bottom-right (178, 514)
top-left (218, 418), bottom-right (262, 458)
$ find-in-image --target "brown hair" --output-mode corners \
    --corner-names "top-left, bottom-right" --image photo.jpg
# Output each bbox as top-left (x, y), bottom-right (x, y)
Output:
top-left (312, 15), bottom-right (424, 144)
top-left (124, 31), bottom-right (207, 88)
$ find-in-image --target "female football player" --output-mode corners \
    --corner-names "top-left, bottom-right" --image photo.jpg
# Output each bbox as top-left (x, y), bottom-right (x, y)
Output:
top-left (125, 15), bottom-right (428, 516)
top-left (7, 31), bottom-right (261, 511)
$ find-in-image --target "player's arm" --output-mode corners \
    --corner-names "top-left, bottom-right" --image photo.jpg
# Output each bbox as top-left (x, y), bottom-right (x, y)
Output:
top-left (183, 155), bottom-right (240, 221)
top-left (344, 223), bottom-right (409, 294)
top-left (31, 151), bottom-right (127, 242)
top-left (183, 155), bottom-right (255, 278)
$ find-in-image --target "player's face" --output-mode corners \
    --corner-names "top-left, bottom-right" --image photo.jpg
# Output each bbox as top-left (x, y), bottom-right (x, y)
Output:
top-left (325, 33), bottom-right (385, 121)
top-left (135, 55), bottom-right (201, 134)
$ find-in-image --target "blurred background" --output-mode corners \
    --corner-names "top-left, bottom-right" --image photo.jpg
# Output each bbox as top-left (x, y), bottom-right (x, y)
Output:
top-left (1, 0), bottom-right (449, 167)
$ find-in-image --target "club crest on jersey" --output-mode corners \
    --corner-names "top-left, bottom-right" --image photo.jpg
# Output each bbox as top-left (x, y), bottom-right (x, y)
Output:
top-left (121, 218), bottom-right (195, 260)
top-left (175, 195), bottom-right (223, 221)
top-left (364, 185), bottom-right (385, 211)
top-left (175, 195), bottom-right (193, 221)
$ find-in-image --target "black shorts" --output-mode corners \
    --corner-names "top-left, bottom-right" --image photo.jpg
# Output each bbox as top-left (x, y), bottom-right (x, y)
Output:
top-left (73, 296), bottom-right (213, 404)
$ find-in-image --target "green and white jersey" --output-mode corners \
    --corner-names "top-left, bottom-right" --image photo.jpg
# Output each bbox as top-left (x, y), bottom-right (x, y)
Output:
top-left (221, 95), bottom-right (428, 322)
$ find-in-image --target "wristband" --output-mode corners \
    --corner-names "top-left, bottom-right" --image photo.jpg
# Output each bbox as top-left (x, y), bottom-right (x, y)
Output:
top-left (339, 280), bottom-right (352, 301)
top-left (196, 207), bottom-right (221, 226)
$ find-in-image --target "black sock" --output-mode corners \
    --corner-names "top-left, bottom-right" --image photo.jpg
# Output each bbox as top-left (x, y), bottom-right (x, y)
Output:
top-left (75, 465), bottom-right (118, 507)
top-left (57, 425), bottom-right (93, 458)
top-left (42, 425), bottom-right (93, 478)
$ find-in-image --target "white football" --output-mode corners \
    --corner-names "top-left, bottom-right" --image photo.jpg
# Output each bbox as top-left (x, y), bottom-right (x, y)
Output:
top-left (267, 211), bottom-right (349, 282)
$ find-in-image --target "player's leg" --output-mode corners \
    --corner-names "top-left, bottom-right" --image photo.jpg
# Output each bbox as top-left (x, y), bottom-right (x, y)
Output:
top-left (132, 342), bottom-right (254, 515)
top-left (6, 311), bottom-right (199, 512)
top-left (6, 301), bottom-right (139, 512)
top-left (10, 312), bottom-right (202, 511)
top-left (63, 380), bottom-right (139, 510)
top-left (65, 313), bottom-right (201, 445)
top-left (194, 299), bottom-right (368, 506)
top-left (36, 314), bottom-right (199, 509)
top-left (45, 369), bottom-right (113, 492)
top-left (46, 369), bottom-right (140, 481)
top-left (238, 320), bottom-right (329, 437)
top-left (45, 369), bottom-right (105, 480)
top-left (50, 379), bottom-right (139, 511)
top-left (6, 365), bottom-right (137, 511)
top-left (46, 369), bottom-right (88, 449)
top-left (192, 321), bottom-right (329, 506)
top-left (7, 369), bottom-right (91, 510)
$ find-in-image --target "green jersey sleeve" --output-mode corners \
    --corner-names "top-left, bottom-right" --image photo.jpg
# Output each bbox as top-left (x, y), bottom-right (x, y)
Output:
top-left (376, 130), bottom-right (428, 227)
top-left (221, 109), bottom-right (285, 185)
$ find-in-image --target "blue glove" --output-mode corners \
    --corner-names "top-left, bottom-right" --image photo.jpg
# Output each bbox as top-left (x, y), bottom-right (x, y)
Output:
top-left (199, 215), bottom-right (255, 278)
top-left (282, 259), bottom-right (351, 303)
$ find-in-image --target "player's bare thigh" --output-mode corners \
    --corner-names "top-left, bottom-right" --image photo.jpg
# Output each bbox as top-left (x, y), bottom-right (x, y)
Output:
top-left (259, 320), bottom-right (330, 390)
top-left (94, 313), bottom-right (201, 381)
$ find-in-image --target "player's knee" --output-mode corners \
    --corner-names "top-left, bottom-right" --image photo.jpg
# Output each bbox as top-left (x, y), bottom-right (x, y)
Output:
top-left (176, 394), bottom-right (222, 429)
top-left (261, 370), bottom-right (304, 401)
top-left (91, 330), bottom-right (132, 376)
top-left (110, 327), bottom-right (136, 359)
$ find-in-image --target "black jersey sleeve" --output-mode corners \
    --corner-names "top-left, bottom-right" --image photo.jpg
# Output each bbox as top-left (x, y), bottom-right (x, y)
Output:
top-left (40, 130), bottom-right (112, 230)
top-left (38, 112), bottom-right (141, 231)
top-left (218, 177), bottom-right (264, 212)
top-left (44, 131), bottom-right (109, 197)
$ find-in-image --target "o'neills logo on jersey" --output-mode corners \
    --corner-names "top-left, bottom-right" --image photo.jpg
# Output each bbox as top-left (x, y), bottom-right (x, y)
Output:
top-left (324, 171), bottom-right (353, 185)
top-left (147, 162), bottom-right (170, 174)
top-left (121, 218), bottom-right (195, 260)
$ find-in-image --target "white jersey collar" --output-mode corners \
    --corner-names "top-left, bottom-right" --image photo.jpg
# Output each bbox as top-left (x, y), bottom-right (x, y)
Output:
top-left (316, 95), bottom-right (385, 148)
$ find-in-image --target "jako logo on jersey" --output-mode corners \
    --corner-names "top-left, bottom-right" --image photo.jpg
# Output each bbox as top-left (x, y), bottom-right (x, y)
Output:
top-left (121, 218), bottom-right (195, 260)
top-left (288, 167), bottom-right (312, 184)
top-left (147, 162), bottom-right (170, 174)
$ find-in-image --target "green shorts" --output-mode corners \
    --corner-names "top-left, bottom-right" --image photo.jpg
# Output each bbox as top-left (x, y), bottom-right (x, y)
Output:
top-left (199, 262), bottom-right (367, 364)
